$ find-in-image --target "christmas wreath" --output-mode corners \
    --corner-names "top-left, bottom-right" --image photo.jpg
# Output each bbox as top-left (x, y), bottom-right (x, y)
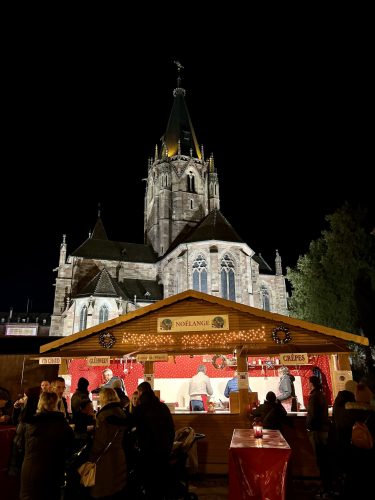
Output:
top-left (212, 354), bottom-right (227, 369)
top-left (99, 331), bottom-right (116, 349)
top-left (271, 325), bottom-right (292, 345)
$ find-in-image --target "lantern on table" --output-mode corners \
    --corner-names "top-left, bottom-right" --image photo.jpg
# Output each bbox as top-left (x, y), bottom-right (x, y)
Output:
top-left (253, 417), bottom-right (263, 438)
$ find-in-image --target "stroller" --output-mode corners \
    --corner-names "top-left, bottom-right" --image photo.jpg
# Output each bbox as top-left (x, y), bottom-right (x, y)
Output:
top-left (169, 427), bottom-right (205, 500)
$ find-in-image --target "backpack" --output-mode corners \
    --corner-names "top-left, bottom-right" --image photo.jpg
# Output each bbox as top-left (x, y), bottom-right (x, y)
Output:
top-left (351, 418), bottom-right (373, 449)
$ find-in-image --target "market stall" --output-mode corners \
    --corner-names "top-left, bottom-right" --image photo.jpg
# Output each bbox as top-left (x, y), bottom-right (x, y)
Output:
top-left (40, 290), bottom-right (368, 474)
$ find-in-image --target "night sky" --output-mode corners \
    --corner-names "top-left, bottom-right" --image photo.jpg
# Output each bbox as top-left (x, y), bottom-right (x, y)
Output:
top-left (1, 29), bottom-right (373, 314)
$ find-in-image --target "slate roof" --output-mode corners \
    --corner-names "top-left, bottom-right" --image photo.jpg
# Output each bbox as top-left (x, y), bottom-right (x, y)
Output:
top-left (74, 268), bottom-right (163, 302)
top-left (75, 268), bottom-right (125, 298)
top-left (253, 254), bottom-right (274, 273)
top-left (91, 217), bottom-right (108, 240)
top-left (165, 209), bottom-right (244, 255)
top-left (118, 279), bottom-right (163, 302)
top-left (161, 87), bottom-right (201, 158)
top-left (71, 239), bottom-right (158, 263)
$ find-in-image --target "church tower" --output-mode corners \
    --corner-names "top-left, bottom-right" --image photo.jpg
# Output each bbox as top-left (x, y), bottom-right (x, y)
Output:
top-left (144, 64), bottom-right (220, 256)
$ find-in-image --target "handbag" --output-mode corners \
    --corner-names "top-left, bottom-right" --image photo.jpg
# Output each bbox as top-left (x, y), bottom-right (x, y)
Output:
top-left (78, 429), bottom-right (120, 487)
top-left (78, 461), bottom-right (96, 487)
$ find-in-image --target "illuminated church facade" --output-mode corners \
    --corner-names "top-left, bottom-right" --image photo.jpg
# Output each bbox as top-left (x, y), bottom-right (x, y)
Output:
top-left (50, 76), bottom-right (288, 336)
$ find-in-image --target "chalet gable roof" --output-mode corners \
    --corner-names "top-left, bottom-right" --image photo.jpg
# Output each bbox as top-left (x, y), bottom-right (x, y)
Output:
top-left (41, 291), bottom-right (368, 357)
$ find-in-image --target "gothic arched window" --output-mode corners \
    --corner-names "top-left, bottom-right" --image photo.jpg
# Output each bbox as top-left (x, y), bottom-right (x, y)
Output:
top-left (79, 306), bottom-right (87, 331)
top-left (187, 171), bottom-right (196, 193)
top-left (192, 254), bottom-right (208, 293)
top-left (260, 285), bottom-right (271, 311)
top-left (221, 254), bottom-right (236, 301)
top-left (99, 304), bottom-right (109, 324)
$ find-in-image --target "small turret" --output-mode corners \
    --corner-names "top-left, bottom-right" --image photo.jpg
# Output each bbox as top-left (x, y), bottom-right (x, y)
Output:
top-left (275, 249), bottom-right (283, 275)
top-left (59, 234), bottom-right (67, 267)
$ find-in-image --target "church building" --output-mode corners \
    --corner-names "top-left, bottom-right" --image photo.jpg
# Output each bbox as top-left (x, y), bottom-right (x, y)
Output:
top-left (50, 73), bottom-right (288, 336)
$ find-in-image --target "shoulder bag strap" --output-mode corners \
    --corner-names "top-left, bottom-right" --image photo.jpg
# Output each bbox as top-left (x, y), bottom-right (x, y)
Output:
top-left (95, 429), bottom-right (120, 464)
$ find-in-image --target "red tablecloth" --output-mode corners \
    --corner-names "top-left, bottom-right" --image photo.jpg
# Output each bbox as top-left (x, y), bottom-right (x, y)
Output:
top-left (0, 425), bottom-right (16, 471)
top-left (229, 428), bottom-right (291, 500)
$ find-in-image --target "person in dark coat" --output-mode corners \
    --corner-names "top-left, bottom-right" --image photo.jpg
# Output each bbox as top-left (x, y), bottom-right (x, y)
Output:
top-left (9, 386), bottom-right (41, 476)
top-left (133, 381), bottom-right (175, 499)
top-left (306, 376), bottom-right (331, 497)
top-left (88, 388), bottom-right (128, 499)
top-left (71, 377), bottom-right (90, 422)
top-left (252, 391), bottom-right (287, 430)
top-left (343, 383), bottom-right (375, 498)
top-left (20, 391), bottom-right (74, 500)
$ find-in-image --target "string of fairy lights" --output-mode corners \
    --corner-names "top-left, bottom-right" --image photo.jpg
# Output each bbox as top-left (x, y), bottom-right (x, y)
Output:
top-left (121, 326), bottom-right (266, 348)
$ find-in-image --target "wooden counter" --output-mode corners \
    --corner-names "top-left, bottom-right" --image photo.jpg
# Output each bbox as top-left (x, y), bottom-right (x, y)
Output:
top-left (171, 412), bottom-right (319, 477)
top-left (172, 412), bottom-right (248, 474)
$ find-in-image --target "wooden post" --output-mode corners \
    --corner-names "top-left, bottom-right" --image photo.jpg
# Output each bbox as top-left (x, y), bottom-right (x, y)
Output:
top-left (329, 354), bottom-right (353, 399)
top-left (144, 361), bottom-right (154, 388)
top-left (236, 347), bottom-right (249, 416)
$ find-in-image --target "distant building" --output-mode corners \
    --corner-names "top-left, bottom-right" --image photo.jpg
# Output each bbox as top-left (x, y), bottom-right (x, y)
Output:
top-left (50, 75), bottom-right (288, 337)
top-left (0, 310), bottom-right (50, 337)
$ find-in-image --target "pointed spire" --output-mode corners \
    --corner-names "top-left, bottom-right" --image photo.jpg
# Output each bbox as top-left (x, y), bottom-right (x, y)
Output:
top-left (59, 234), bottom-right (67, 267)
top-left (201, 144), bottom-right (205, 161)
top-left (209, 153), bottom-right (215, 172)
top-left (161, 62), bottom-right (201, 159)
top-left (155, 144), bottom-right (158, 160)
top-left (178, 139), bottom-right (181, 156)
top-left (98, 202), bottom-right (101, 217)
top-left (275, 249), bottom-right (283, 275)
top-left (91, 215), bottom-right (108, 240)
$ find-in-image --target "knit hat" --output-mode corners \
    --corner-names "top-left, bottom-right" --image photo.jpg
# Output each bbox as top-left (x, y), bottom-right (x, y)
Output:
top-left (355, 383), bottom-right (373, 404)
top-left (344, 380), bottom-right (358, 395)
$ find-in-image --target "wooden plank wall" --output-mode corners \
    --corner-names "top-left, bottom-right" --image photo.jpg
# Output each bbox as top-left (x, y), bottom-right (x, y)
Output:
top-left (172, 413), bottom-right (249, 474)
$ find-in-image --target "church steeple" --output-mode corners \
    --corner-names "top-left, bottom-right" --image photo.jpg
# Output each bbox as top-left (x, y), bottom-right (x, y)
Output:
top-left (160, 62), bottom-right (201, 159)
top-left (144, 64), bottom-right (220, 256)
top-left (91, 210), bottom-right (108, 240)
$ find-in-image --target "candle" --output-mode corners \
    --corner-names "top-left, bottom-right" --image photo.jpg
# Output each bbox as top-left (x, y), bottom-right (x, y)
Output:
top-left (253, 417), bottom-right (263, 438)
top-left (253, 424), bottom-right (263, 438)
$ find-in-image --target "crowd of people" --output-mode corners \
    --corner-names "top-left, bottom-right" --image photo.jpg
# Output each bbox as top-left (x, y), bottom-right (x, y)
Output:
top-left (2, 373), bottom-right (177, 500)
top-left (2, 365), bottom-right (375, 500)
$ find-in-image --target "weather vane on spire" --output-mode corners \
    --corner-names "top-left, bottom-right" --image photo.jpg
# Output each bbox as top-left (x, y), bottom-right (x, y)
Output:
top-left (173, 60), bottom-right (184, 89)
top-left (174, 60), bottom-right (184, 72)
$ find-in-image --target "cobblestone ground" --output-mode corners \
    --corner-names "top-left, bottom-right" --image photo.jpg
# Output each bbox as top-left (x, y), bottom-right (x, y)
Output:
top-left (189, 475), bottom-right (337, 500)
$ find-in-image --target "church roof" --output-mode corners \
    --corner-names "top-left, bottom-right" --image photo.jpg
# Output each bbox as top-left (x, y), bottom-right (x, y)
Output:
top-left (184, 210), bottom-right (244, 244)
top-left (71, 239), bottom-right (158, 263)
top-left (161, 87), bottom-right (201, 158)
top-left (118, 279), bottom-right (163, 302)
top-left (166, 210), bottom-right (244, 254)
top-left (91, 216), bottom-right (108, 240)
top-left (75, 268), bottom-right (125, 298)
top-left (253, 254), bottom-right (273, 273)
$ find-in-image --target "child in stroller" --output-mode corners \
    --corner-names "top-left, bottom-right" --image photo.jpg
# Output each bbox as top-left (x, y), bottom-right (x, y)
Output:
top-left (169, 426), bottom-right (205, 500)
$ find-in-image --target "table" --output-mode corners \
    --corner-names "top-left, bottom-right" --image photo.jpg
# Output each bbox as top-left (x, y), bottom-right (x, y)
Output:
top-left (229, 428), bottom-right (291, 500)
